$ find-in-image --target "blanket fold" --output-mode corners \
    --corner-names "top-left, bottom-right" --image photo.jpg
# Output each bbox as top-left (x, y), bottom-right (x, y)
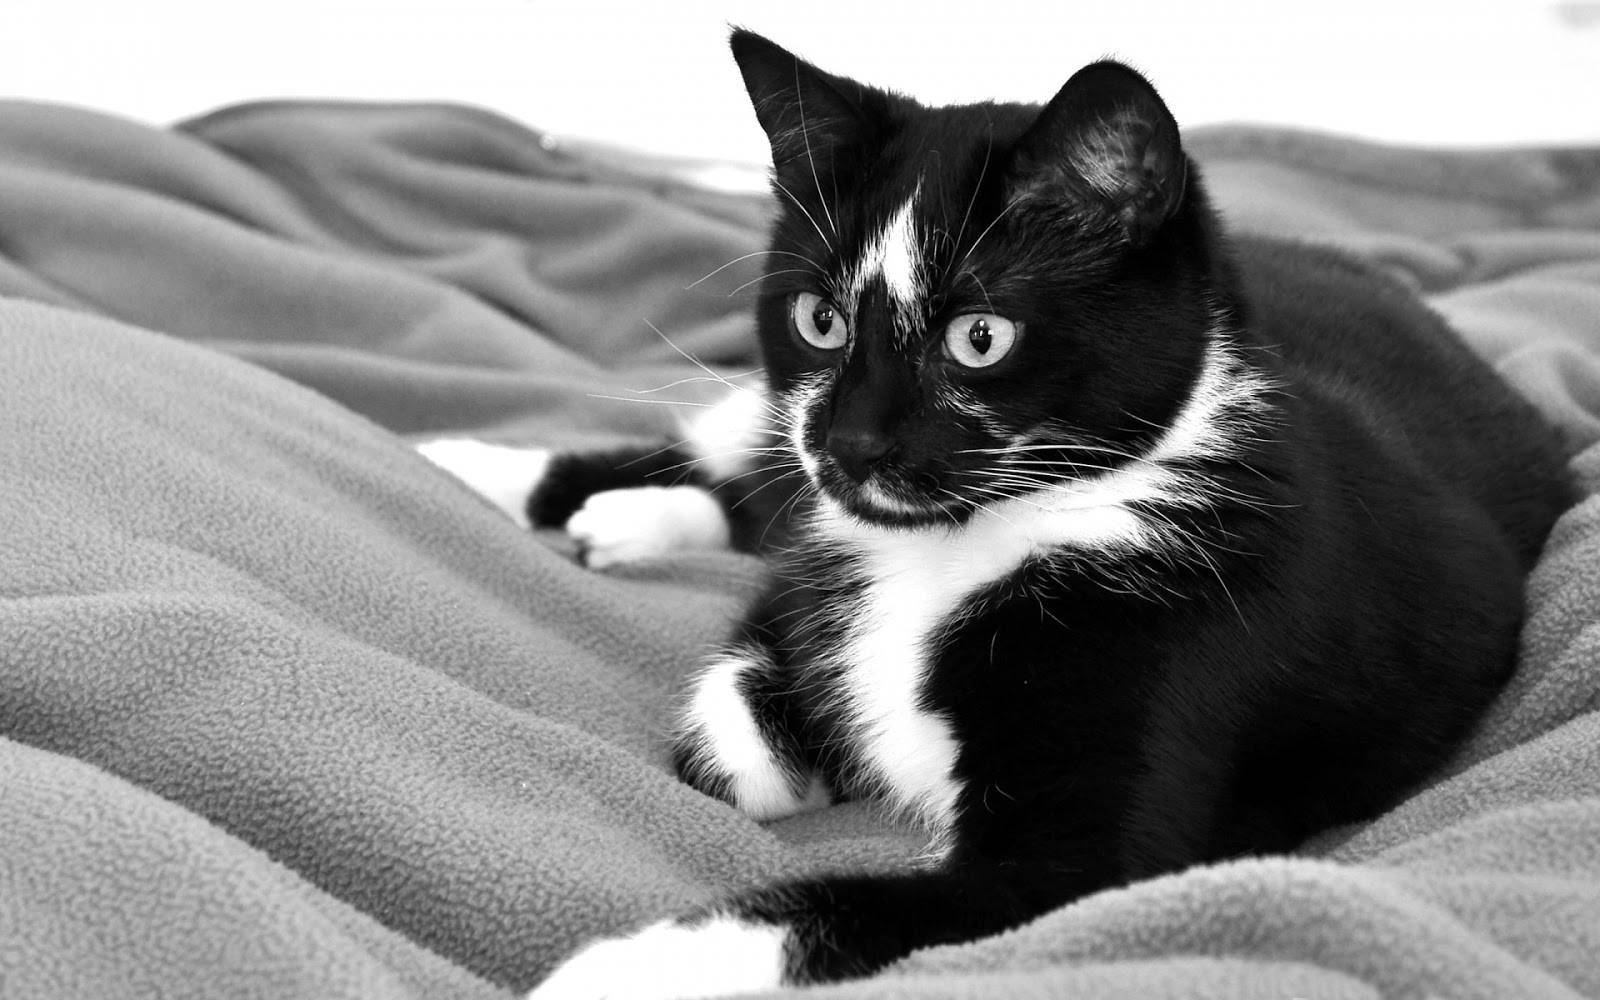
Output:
top-left (2, 99), bottom-right (1599, 998)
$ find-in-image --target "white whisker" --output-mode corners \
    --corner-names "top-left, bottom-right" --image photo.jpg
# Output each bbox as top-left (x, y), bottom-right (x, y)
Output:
top-left (793, 61), bottom-right (838, 240)
top-left (955, 197), bottom-right (1020, 274)
top-left (727, 268), bottom-right (814, 298)
top-left (945, 129), bottom-right (993, 281)
top-left (586, 393), bottom-right (719, 409)
top-left (685, 250), bottom-right (820, 291)
top-left (773, 177), bottom-right (835, 256)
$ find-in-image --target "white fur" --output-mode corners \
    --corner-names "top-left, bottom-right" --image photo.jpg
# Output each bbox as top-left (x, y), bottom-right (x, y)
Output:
top-left (527, 916), bottom-right (787, 1000)
top-left (566, 486), bottom-right (730, 568)
top-left (851, 184), bottom-right (923, 335)
top-left (829, 522), bottom-right (969, 845)
top-left (681, 382), bottom-right (770, 483)
top-left (1148, 330), bottom-right (1271, 468)
top-left (856, 479), bottom-right (934, 517)
top-left (680, 648), bottom-right (830, 820)
top-left (415, 438), bottom-right (550, 529)
top-left (877, 192), bottom-right (921, 309)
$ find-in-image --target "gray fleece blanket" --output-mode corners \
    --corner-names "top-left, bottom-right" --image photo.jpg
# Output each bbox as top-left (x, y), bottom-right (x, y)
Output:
top-left (2, 99), bottom-right (1599, 1000)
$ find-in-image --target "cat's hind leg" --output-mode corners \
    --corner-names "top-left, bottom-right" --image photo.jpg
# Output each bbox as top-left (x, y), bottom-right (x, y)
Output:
top-left (417, 383), bottom-right (794, 562)
top-left (673, 640), bottom-right (830, 822)
top-left (414, 438), bottom-right (552, 529)
top-left (526, 859), bottom-right (1093, 999)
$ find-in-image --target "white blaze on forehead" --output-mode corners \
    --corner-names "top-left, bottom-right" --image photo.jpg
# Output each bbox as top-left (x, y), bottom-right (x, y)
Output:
top-left (853, 182), bottom-right (924, 326)
top-left (877, 192), bottom-right (921, 307)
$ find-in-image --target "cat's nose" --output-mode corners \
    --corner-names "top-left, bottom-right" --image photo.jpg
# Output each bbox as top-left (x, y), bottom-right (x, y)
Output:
top-left (826, 428), bottom-right (894, 483)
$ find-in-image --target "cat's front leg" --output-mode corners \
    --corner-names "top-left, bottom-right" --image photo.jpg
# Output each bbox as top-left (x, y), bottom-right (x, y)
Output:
top-left (673, 641), bottom-right (830, 821)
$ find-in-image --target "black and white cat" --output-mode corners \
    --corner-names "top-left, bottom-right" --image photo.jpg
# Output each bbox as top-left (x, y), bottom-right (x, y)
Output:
top-left (422, 30), bottom-right (1573, 998)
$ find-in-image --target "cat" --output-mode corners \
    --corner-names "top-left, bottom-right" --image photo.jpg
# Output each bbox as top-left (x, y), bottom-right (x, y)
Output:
top-left (421, 29), bottom-right (1574, 999)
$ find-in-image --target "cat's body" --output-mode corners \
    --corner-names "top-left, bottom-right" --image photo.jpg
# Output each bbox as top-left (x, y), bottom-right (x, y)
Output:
top-left (422, 31), bottom-right (1573, 998)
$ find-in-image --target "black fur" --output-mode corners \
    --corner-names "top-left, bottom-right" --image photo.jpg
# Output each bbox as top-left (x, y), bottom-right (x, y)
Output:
top-left (527, 447), bottom-right (710, 527)
top-left (532, 30), bottom-right (1575, 989)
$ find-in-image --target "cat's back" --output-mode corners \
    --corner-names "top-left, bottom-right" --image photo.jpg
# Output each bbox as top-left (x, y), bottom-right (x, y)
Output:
top-left (1231, 235), bottom-right (1572, 566)
top-left (1234, 236), bottom-right (1493, 405)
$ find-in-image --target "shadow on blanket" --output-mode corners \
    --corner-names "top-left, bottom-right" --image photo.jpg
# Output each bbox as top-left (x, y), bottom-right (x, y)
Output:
top-left (2, 99), bottom-right (1600, 999)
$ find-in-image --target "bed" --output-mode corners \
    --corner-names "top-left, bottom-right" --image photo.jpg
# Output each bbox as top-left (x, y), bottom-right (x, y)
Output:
top-left (2, 98), bottom-right (1599, 999)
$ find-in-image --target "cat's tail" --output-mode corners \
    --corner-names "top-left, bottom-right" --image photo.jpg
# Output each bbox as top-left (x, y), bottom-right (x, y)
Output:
top-left (526, 861), bottom-right (1095, 998)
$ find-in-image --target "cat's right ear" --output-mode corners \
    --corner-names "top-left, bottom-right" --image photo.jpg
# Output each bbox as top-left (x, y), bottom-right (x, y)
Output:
top-left (729, 29), bottom-right (880, 166)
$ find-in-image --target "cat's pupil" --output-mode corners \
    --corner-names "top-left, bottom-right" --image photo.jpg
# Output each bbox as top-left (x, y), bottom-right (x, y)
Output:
top-left (814, 304), bottom-right (835, 334)
top-left (968, 319), bottom-right (992, 354)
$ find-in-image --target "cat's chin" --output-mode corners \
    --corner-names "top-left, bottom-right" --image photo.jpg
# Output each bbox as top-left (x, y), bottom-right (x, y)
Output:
top-left (828, 479), bottom-right (964, 529)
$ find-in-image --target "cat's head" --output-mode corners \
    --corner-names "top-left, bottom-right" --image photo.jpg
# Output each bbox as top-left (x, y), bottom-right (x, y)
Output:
top-left (731, 30), bottom-right (1239, 532)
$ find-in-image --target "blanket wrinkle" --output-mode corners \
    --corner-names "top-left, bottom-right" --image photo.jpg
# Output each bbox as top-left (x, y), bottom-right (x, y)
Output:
top-left (1, 736), bottom-right (498, 1000)
top-left (2, 99), bottom-right (1599, 997)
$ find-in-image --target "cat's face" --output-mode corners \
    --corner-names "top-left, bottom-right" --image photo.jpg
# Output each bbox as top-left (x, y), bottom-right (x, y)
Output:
top-left (732, 32), bottom-right (1226, 529)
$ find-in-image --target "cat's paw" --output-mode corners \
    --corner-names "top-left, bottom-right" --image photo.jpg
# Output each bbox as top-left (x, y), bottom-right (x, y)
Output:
top-left (675, 645), bottom-right (832, 821)
top-left (416, 438), bottom-right (550, 529)
top-left (527, 917), bottom-right (788, 1000)
top-left (566, 486), bottom-right (730, 568)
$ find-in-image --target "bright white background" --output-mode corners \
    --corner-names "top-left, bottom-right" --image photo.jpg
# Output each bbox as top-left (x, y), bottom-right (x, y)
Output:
top-left (9, 1), bottom-right (1600, 164)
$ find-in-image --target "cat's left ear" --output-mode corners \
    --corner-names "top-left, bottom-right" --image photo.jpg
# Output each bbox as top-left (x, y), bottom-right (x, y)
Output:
top-left (1007, 61), bottom-right (1187, 244)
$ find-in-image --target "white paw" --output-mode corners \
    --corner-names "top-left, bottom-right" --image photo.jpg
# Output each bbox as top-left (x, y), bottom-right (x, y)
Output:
top-left (566, 486), bottom-right (730, 568)
top-left (679, 647), bottom-right (831, 821)
top-left (527, 917), bottom-right (787, 1000)
top-left (416, 438), bottom-right (550, 529)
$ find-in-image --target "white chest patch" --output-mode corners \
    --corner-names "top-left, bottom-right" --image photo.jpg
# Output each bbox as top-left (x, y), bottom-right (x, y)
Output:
top-left (837, 543), bottom-right (965, 842)
top-left (814, 498), bottom-right (1067, 847)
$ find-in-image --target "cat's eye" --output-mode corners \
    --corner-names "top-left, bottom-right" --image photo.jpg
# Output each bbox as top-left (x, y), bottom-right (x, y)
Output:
top-left (790, 292), bottom-right (850, 352)
top-left (943, 313), bottom-right (1018, 369)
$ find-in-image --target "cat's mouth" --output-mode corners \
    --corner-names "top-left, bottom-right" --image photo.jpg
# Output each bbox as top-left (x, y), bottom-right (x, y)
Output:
top-left (794, 425), bottom-right (964, 526)
top-left (822, 465), bottom-right (962, 527)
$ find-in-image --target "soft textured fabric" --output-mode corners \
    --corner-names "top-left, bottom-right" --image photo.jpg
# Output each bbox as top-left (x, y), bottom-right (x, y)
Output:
top-left (0, 99), bottom-right (1597, 999)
